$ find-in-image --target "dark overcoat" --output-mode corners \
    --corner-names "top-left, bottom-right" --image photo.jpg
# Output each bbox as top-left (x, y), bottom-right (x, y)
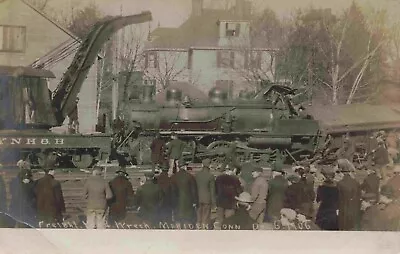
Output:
top-left (9, 176), bottom-right (37, 226)
top-left (34, 174), bottom-right (65, 223)
top-left (157, 172), bottom-right (173, 223)
top-left (337, 174), bottom-right (361, 230)
top-left (134, 180), bottom-right (163, 225)
top-left (315, 182), bottom-right (339, 230)
top-left (266, 175), bottom-right (288, 220)
top-left (222, 207), bottom-right (256, 230)
top-left (108, 175), bottom-right (134, 222)
top-left (150, 138), bottom-right (166, 164)
top-left (171, 169), bottom-right (198, 222)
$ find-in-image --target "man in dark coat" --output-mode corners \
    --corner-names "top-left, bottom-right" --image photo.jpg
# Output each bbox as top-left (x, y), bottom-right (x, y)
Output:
top-left (170, 160), bottom-right (198, 225)
top-left (337, 159), bottom-right (362, 230)
top-left (222, 192), bottom-right (256, 230)
top-left (215, 166), bottom-right (243, 229)
top-left (361, 167), bottom-right (400, 231)
top-left (361, 168), bottom-right (380, 203)
top-left (0, 168), bottom-right (10, 228)
top-left (166, 132), bottom-right (186, 175)
top-left (9, 169), bottom-right (37, 227)
top-left (35, 168), bottom-right (66, 224)
top-left (156, 165), bottom-right (173, 224)
top-left (195, 158), bottom-right (216, 227)
top-left (108, 167), bottom-right (134, 224)
top-left (150, 133), bottom-right (166, 172)
top-left (294, 166), bottom-right (316, 218)
top-left (266, 168), bottom-right (288, 222)
top-left (134, 172), bottom-right (163, 227)
top-left (372, 137), bottom-right (390, 182)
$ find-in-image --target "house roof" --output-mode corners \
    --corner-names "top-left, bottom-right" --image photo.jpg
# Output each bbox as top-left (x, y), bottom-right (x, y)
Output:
top-left (149, 8), bottom-right (246, 48)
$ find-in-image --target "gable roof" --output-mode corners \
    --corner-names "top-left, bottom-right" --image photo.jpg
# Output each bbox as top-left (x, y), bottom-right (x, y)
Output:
top-left (149, 8), bottom-right (247, 48)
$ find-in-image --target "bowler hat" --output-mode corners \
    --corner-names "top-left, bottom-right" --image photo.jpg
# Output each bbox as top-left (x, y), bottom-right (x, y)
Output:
top-left (235, 192), bottom-right (254, 203)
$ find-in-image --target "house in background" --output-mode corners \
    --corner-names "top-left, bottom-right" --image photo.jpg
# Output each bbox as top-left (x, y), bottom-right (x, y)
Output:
top-left (0, 0), bottom-right (99, 133)
top-left (142, 0), bottom-right (278, 100)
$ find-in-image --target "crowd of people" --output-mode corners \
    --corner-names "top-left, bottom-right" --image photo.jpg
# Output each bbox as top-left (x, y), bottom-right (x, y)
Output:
top-left (1, 130), bottom-right (400, 231)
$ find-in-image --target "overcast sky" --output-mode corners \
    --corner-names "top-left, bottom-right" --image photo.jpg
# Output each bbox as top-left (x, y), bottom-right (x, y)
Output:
top-left (47, 0), bottom-right (400, 27)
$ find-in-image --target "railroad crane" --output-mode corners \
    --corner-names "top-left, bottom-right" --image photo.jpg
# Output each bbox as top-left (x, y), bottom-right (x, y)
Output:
top-left (0, 11), bottom-right (152, 168)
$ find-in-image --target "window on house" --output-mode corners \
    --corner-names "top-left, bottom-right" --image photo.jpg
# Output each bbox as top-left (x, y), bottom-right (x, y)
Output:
top-left (217, 50), bottom-right (235, 68)
top-left (145, 51), bottom-right (158, 68)
top-left (0, 25), bottom-right (26, 53)
top-left (225, 23), bottom-right (241, 37)
top-left (245, 51), bottom-right (262, 69)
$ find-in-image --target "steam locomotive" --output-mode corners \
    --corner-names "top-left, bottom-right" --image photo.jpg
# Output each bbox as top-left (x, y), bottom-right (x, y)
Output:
top-left (114, 84), bottom-right (324, 167)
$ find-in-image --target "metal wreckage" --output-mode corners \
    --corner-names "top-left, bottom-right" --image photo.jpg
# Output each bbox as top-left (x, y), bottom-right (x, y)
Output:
top-left (0, 10), bottom-right (400, 170)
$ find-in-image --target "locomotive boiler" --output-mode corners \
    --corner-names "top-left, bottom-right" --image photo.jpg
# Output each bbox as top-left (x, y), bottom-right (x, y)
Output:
top-left (116, 84), bottom-right (324, 167)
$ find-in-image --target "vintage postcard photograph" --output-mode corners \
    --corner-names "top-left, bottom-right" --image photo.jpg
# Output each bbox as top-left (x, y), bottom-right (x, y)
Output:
top-left (0, 0), bottom-right (400, 249)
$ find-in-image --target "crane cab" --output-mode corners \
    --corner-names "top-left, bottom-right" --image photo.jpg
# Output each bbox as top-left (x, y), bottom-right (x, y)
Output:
top-left (0, 66), bottom-right (57, 130)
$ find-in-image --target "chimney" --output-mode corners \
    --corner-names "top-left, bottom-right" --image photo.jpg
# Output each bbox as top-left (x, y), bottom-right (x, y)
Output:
top-left (192, 0), bottom-right (203, 17)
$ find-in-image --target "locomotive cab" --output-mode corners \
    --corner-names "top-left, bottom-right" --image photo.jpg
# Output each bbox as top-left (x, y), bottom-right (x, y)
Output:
top-left (0, 66), bottom-right (57, 130)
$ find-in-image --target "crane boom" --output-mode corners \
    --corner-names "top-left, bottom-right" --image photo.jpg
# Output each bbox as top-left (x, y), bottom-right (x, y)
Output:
top-left (51, 11), bottom-right (152, 125)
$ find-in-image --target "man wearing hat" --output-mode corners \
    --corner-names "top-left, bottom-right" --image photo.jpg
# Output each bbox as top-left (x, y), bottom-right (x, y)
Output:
top-left (361, 166), bottom-right (400, 231)
top-left (170, 159), bottom-right (198, 225)
top-left (134, 171), bottom-right (163, 227)
top-left (315, 166), bottom-right (339, 230)
top-left (83, 166), bottom-right (113, 229)
top-left (195, 158), bottom-right (216, 227)
top-left (249, 167), bottom-right (268, 224)
top-left (361, 167), bottom-right (380, 203)
top-left (9, 166), bottom-right (37, 227)
top-left (283, 172), bottom-right (304, 212)
top-left (165, 132), bottom-right (186, 176)
top-left (108, 166), bottom-right (134, 225)
top-left (265, 167), bottom-right (288, 222)
top-left (221, 192), bottom-right (256, 230)
top-left (336, 159), bottom-right (362, 230)
top-left (34, 165), bottom-right (66, 225)
top-left (150, 133), bottom-right (166, 173)
top-left (215, 165), bottom-right (243, 229)
top-left (156, 164), bottom-right (174, 224)
top-left (371, 135), bottom-right (390, 182)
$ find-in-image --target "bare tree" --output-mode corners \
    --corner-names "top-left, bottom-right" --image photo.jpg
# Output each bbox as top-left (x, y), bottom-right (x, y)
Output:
top-left (142, 49), bottom-right (190, 93)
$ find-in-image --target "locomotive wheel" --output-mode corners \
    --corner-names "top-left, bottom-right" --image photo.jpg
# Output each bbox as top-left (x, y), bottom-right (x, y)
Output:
top-left (72, 154), bottom-right (94, 169)
top-left (207, 141), bottom-right (231, 164)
